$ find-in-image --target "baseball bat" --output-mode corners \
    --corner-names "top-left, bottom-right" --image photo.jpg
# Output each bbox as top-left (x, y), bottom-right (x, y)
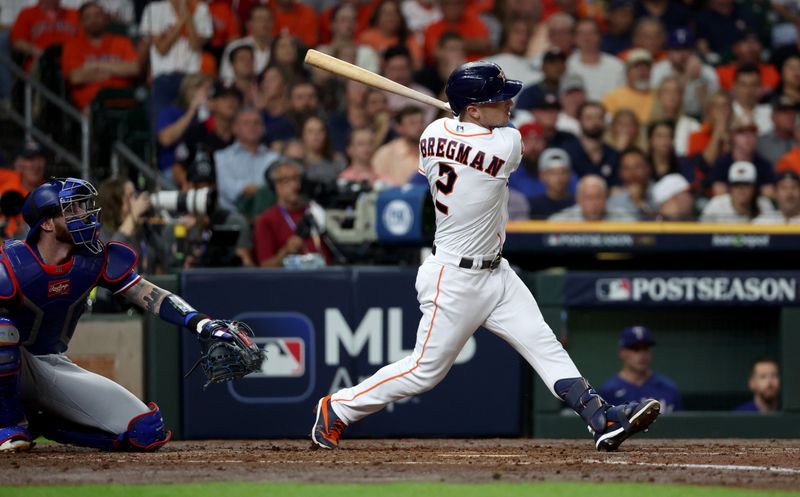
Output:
top-left (304, 49), bottom-right (451, 114)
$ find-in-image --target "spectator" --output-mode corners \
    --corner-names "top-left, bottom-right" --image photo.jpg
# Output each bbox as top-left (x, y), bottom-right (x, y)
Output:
top-left (556, 74), bottom-right (585, 136)
top-left (602, 48), bottom-right (655, 125)
top-left (61, 1), bottom-right (138, 111)
top-left (256, 66), bottom-right (294, 148)
top-left (155, 74), bottom-right (212, 187)
top-left (96, 178), bottom-right (152, 270)
top-left (214, 107), bottom-right (281, 212)
top-left (509, 122), bottom-right (549, 198)
top-left (563, 101), bottom-right (620, 185)
top-left (652, 173), bottom-right (694, 221)
top-left (373, 105), bottom-right (425, 186)
top-left (319, 0), bottom-right (377, 45)
top-left (651, 28), bottom-right (720, 119)
top-left (173, 81), bottom-right (242, 191)
top-left (516, 48), bottom-right (566, 113)
top-left (620, 16), bottom-right (666, 63)
top-left (731, 65), bottom-right (775, 136)
top-left (484, 19), bottom-right (541, 89)
top-left (600, 0), bottom-right (635, 56)
top-left (776, 114), bottom-right (800, 175)
top-left (327, 82), bottom-right (392, 154)
top-left (139, 0), bottom-right (212, 126)
top-left (523, 90), bottom-right (580, 152)
top-left (0, 140), bottom-right (46, 239)
top-left (649, 76), bottom-right (700, 156)
top-left (549, 174), bottom-right (637, 221)
top-left (423, 0), bottom-right (491, 63)
top-left (700, 161), bottom-right (775, 223)
top-left (716, 28), bottom-right (780, 94)
top-left (607, 146), bottom-right (656, 219)
top-left (401, 0), bottom-right (442, 38)
top-left (685, 91), bottom-right (733, 194)
top-left (285, 80), bottom-right (321, 137)
top-left (266, 32), bottom-right (307, 86)
top-left (91, 0), bottom-right (134, 26)
top-left (772, 1), bottom-right (800, 51)
top-left (206, 0), bottom-right (240, 63)
top-left (10, 0), bottom-right (79, 72)
top-left (226, 45), bottom-right (259, 107)
top-left (528, 11), bottom-right (574, 63)
top-left (695, 0), bottom-right (758, 62)
top-left (220, 5), bottom-right (274, 85)
top-left (415, 32), bottom-right (466, 98)
top-left (360, 0), bottom-right (423, 68)
top-left (299, 114), bottom-right (346, 183)
top-left (566, 18), bottom-right (625, 102)
top-left (528, 148), bottom-right (575, 219)
top-left (633, 0), bottom-right (690, 34)
top-left (646, 120), bottom-right (681, 181)
top-left (253, 159), bottom-right (332, 267)
top-left (606, 108), bottom-right (644, 153)
top-left (339, 127), bottom-right (380, 185)
top-left (734, 358), bottom-right (781, 413)
top-left (754, 171), bottom-right (800, 224)
top-left (599, 326), bottom-right (683, 414)
top-left (318, 3), bottom-right (379, 74)
top-left (710, 117), bottom-right (775, 198)
top-left (270, 0), bottom-right (318, 48)
top-left (381, 45), bottom-right (437, 124)
top-left (769, 52), bottom-right (800, 104)
top-left (757, 97), bottom-right (798, 167)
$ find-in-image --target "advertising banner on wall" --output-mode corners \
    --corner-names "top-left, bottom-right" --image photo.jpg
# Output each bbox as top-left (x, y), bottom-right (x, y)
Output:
top-left (181, 268), bottom-right (522, 439)
top-left (565, 271), bottom-right (800, 307)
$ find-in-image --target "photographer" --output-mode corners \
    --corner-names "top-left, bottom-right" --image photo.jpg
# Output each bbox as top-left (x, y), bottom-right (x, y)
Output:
top-left (253, 159), bottom-right (331, 267)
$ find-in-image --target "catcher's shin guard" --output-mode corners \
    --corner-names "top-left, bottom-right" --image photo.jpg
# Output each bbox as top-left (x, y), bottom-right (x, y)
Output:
top-left (32, 402), bottom-right (171, 451)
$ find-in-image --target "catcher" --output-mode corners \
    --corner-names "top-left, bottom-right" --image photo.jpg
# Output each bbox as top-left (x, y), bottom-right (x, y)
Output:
top-left (0, 178), bottom-right (264, 453)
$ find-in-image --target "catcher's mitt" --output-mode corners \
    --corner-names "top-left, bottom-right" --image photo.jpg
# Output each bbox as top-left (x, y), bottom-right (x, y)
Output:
top-left (186, 321), bottom-right (265, 389)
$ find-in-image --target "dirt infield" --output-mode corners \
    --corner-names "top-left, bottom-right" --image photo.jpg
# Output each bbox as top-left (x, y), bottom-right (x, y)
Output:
top-left (3, 439), bottom-right (799, 490)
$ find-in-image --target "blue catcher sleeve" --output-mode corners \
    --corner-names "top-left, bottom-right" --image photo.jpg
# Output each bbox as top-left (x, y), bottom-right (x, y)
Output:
top-left (101, 241), bottom-right (141, 294)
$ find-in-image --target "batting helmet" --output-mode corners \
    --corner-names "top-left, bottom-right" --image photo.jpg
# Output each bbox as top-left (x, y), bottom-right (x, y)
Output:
top-left (445, 61), bottom-right (522, 116)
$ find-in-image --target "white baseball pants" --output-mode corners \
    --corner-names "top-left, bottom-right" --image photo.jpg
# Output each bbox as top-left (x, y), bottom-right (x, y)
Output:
top-left (330, 252), bottom-right (581, 424)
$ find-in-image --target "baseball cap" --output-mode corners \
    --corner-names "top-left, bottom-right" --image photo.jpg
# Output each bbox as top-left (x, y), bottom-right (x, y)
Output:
top-left (542, 48), bottom-right (567, 63)
top-left (519, 121), bottom-right (543, 140)
top-left (16, 140), bottom-right (45, 160)
top-left (666, 28), bottom-right (695, 50)
top-left (625, 48), bottom-right (653, 67)
top-left (609, 0), bottom-right (634, 11)
top-left (209, 80), bottom-right (244, 102)
top-left (652, 173), bottom-right (689, 207)
top-left (538, 148), bottom-right (571, 172)
top-left (732, 25), bottom-right (759, 45)
top-left (559, 74), bottom-right (585, 96)
top-left (776, 169), bottom-right (800, 184)
top-left (619, 326), bottom-right (655, 349)
top-left (728, 161), bottom-right (757, 184)
top-left (529, 90), bottom-right (561, 110)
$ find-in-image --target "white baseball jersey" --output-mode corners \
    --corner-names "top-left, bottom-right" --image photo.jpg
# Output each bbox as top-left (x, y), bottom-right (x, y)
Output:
top-left (419, 118), bottom-right (522, 257)
top-left (328, 117), bottom-right (581, 427)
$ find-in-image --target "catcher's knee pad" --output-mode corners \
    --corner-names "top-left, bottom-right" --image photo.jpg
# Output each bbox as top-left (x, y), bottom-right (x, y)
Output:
top-left (0, 319), bottom-right (24, 427)
top-left (118, 402), bottom-right (171, 451)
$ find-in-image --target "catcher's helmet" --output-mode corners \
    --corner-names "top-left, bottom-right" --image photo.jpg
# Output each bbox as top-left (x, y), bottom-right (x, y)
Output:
top-left (22, 177), bottom-right (102, 253)
top-left (445, 61), bottom-right (522, 116)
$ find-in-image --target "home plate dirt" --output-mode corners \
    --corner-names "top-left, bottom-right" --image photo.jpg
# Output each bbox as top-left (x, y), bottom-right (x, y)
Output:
top-left (2, 439), bottom-right (799, 490)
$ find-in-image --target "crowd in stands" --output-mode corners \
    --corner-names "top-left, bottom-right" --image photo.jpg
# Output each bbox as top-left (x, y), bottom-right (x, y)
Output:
top-left (3, 0), bottom-right (800, 269)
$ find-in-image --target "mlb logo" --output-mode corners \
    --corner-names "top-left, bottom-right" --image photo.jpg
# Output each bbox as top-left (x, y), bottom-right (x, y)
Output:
top-left (226, 312), bottom-right (315, 404)
top-left (251, 337), bottom-right (305, 377)
top-left (597, 278), bottom-right (632, 301)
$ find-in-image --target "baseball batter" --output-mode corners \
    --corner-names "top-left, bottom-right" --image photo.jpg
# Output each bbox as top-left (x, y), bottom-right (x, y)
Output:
top-left (0, 178), bottom-right (252, 452)
top-left (312, 61), bottom-right (661, 451)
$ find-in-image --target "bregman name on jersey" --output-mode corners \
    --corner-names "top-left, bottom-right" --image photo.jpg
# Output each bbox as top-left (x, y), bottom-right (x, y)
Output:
top-left (419, 137), bottom-right (507, 177)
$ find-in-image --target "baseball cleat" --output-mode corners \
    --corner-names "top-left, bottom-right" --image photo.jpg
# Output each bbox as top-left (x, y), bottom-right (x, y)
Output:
top-left (311, 395), bottom-right (347, 449)
top-left (0, 426), bottom-right (34, 453)
top-left (591, 399), bottom-right (661, 452)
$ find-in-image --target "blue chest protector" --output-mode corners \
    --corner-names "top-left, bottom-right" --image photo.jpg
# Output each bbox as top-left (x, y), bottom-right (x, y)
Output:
top-left (0, 240), bottom-right (139, 355)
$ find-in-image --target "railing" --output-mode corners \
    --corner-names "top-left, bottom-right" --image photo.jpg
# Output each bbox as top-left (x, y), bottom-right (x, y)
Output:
top-left (111, 140), bottom-right (170, 189)
top-left (0, 53), bottom-right (90, 180)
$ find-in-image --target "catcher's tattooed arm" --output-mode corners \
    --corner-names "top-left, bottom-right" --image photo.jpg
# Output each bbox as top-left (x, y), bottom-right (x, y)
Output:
top-left (121, 278), bottom-right (212, 334)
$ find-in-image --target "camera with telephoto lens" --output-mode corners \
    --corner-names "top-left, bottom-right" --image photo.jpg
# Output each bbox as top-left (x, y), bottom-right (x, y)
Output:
top-left (150, 187), bottom-right (217, 216)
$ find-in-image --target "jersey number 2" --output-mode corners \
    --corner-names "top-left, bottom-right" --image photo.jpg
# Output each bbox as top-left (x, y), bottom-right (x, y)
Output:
top-left (434, 163), bottom-right (458, 215)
